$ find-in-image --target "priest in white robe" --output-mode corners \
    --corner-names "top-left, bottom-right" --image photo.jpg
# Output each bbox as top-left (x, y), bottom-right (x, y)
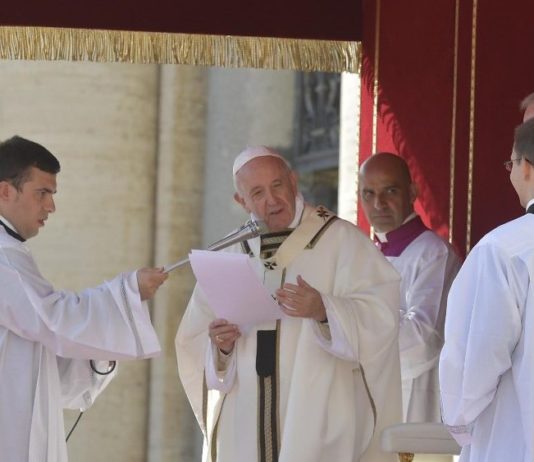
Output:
top-left (440, 118), bottom-right (534, 461)
top-left (0, 136), bottom-right (167, 462)
top-left (359, 152), bottom-right (461, 422)
top-left (176, 146), bottom-right (402, 462)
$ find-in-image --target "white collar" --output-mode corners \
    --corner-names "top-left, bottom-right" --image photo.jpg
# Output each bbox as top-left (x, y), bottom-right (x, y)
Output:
top-left (288, 193), bottom-right (305, 228)
top-left (0, 215), bottom-right (18, 233)
top-left (526, 197), bottom-right (534, 212)
top-left (375, 212), bottom-right (417, 243)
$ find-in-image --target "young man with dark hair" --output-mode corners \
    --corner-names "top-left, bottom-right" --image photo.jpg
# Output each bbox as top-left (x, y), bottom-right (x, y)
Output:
top-left (0, 135), bottom-right (167, 462)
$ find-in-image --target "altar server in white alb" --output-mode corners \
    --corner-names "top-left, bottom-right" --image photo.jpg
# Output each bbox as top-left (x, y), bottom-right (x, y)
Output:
top-left (176, 146), bottom-right (402, 462)
top-left (0, 136), bottom-right (168, 462)
top-left (439, 118), bottom-right (534, 461)
top-left (359, 152), bottom-right (461, 422)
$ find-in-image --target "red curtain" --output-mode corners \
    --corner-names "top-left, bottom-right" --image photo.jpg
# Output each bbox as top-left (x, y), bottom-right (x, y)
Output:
top-left (0, 0), bottom-right (362, 40)
top-left (360, 0), bottom-right (534, 257)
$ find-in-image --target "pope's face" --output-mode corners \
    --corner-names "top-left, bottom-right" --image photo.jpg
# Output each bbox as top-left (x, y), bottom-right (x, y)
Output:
top-left (359, 165), bottom-right (416, 233)
top-left (234, 157), bottom-right (298, 232)
top-left (1, 167), bottom-right (57, 239)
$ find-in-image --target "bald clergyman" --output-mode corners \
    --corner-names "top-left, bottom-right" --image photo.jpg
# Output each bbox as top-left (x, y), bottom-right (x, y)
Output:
top-left (359, 153), bottom-right (461, 423)
top-left (176, 146), bottom-right (402, 462)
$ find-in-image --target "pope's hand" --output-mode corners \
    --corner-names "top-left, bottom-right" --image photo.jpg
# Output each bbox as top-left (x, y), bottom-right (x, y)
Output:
top-left (137, 267), bottom-right (168, 301)
top-left (209, 319), bottom-right (241, 354)
top-left (275, 275), bottom-right (327, 322)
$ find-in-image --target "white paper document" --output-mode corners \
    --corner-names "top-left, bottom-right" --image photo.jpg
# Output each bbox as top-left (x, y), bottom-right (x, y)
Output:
top-left (189, 249), bottom-right (284, 326)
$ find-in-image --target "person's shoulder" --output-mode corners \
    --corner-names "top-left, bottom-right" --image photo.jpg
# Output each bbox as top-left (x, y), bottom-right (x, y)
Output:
top-left (406, 229), bottom-right (456, 258)
top-left (0, 229), bottom-right (33, 266)
top-left (329, 215), bottom-right (369, 239)
top-left (0, 229), bottom-right (27, 251)
top-left (303, 205), bottom-right (360, 237)
top-left (475, 215), bottom-right (534, 256)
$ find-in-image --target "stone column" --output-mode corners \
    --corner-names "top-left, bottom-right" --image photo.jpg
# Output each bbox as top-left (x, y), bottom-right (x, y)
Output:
top-left (0, 60), bottom-right (159, 461)
top-left (202, 68), bottom-right (296, 246)
top-left (147, 65), bottom-right (208, 462)
top-left (338, 72), bottom-right (361, 223)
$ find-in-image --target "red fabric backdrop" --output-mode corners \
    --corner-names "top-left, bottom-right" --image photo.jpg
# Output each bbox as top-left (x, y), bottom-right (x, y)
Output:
top-left (3, 0), bottom-right (534, 256)
top-left (0, 0), bottom-right (362, 41)
top-left (360, 0), bottom-right (534, 257)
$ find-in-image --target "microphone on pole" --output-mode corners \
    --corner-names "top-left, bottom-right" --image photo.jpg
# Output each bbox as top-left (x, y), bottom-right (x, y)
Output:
top-left (163, 219), bottom-right (266, 273)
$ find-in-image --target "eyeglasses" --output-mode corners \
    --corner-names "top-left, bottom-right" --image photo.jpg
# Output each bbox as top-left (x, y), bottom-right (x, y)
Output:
top-left (504, 157), bottom-right (523, 172)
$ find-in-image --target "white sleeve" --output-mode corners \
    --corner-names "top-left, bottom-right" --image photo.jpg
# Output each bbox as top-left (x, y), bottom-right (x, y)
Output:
top-left (310, 294), bottom-right (360, 362)
top-left (58, 358), bottom-right (117, 410)
top-left (204, 341), bottom-right (237, 393)
top-left (439, 242), bottom-right (523, 446)
top-left (176, 284), bottom-right (219, 431)
top-left (0, 247), bottom-right (160, 359)
top-left (399, 248), bottom-right (459, 380)
top-left (309, 225), bottom-right (401, 367)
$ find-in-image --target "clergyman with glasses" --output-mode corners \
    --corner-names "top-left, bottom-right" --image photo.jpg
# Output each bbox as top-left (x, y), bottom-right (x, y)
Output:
top-left (440, 117), bottom-right (534, 461)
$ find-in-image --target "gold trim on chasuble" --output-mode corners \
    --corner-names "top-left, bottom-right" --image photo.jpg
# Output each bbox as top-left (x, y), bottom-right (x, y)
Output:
top-left (256, 206), bottom-right (338, 462)
top-left (257, 321), bottom-right (282, 462)
top-left (260, 230), bottom-right (295, 264)
top-left (0, 26), bottom-right (360, 73)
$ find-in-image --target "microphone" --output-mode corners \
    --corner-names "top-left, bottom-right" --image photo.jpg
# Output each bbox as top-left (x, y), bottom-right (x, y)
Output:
top-left (163, 219), bottom-right (266, 273)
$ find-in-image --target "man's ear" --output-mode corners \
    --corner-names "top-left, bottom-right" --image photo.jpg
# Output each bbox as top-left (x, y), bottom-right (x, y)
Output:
top-left (522, 157), bottom-right (533, 180)
top-left (0, 181), bottom-right (11, 202)
top-left (233, 192), bottom-right (250, 213)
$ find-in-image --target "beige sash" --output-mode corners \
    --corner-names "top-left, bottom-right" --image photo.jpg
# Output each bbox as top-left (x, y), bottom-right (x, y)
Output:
top-left (267, 204), bottom-right (338, 269)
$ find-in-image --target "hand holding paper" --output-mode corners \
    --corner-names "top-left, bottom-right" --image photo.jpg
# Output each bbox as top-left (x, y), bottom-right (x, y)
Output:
top-left (189, 250), bottom-right (284, 327)
top-left (209, 319), bottom-right (240, 353)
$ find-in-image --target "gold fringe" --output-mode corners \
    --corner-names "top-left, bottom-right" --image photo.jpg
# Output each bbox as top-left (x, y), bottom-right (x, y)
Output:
top-left (0, 26), bottom-right (360, 73)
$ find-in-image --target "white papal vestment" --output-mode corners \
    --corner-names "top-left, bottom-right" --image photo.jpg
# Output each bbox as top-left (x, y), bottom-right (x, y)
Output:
top-left (0, 227), bottom-right (161, 462)
top-left (176, 205), bottom-right (402, 462)
top-left (440, 213), bottom-right (534, 461)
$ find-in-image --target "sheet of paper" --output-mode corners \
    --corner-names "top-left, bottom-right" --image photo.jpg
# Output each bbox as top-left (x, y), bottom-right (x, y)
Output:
top-left (189, 249), bottom-right (283, 326)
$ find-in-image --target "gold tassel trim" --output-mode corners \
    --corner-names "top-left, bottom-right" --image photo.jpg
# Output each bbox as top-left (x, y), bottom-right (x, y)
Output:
top-left (0, 26), bottom-right (360, 73)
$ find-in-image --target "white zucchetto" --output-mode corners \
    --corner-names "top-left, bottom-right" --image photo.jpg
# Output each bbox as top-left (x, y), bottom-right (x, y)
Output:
top-left (232, 146), bottom-right (291, 177)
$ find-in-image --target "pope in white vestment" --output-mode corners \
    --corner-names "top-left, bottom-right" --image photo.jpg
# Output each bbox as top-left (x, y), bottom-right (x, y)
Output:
top-left (176, 147), bottom-right (403, 462)
top-left (440, 119), bottom-right (534, 461)
top-left (0, 136), bottom-right (166, 462)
